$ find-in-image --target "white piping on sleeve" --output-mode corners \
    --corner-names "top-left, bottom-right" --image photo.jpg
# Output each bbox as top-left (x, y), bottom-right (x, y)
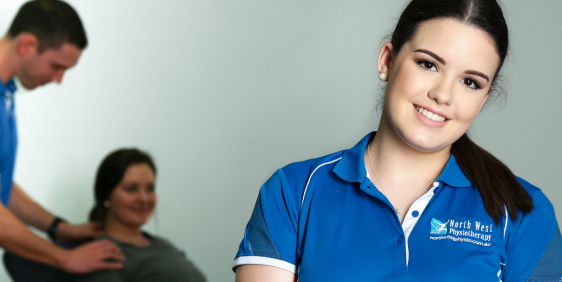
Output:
top-left (301, 157), bottom-right (342, 208)
top-left (233, 256), bottom-right (297, 274)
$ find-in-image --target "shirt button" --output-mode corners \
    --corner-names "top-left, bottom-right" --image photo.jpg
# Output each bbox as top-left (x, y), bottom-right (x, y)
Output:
top-left (434, 187), bottom-right (439, 193)
top-left (397, 236), bottom-right (403, 244)
top-left (412, 210), bottom-right (419, 217)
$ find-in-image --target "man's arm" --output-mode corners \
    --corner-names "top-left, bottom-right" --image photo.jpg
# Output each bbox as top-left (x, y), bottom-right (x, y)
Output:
top-left (9, 183), bottom-right (55, 231)
top-left (9, 183), bottom-right (103, 241)
top-left (0, 198), bottom-right (124, 273)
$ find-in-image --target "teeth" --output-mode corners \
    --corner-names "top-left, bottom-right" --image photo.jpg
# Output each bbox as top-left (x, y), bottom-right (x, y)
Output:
top-left (415, 106), bottom-right (446, 122)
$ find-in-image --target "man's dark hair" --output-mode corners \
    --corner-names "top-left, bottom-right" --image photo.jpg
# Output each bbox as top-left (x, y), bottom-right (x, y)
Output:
top-left (8, 0), bottom-right (87, 53)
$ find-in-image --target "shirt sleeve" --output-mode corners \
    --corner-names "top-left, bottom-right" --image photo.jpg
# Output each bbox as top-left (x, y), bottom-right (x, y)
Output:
top-left (503, 189), bottom-right (562, 282)
top-left (233, 169), bottom-right (300, 274)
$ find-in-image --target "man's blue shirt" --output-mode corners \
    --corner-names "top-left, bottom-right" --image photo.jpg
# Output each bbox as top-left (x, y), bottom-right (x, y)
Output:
top-left (0, 79), bottom-right (18, 206)
top-left (234, 132), bottom-right (562, 281)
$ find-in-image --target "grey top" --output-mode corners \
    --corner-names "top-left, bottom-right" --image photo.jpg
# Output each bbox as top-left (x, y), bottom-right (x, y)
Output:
top-left (74, 234), bottom-right (206, 282)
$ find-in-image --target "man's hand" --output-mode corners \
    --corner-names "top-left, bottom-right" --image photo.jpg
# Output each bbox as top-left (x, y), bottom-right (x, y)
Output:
top-left (61, 240), bottom-right (125, 274)
top-left (57, 222), bottom-right (104, 242)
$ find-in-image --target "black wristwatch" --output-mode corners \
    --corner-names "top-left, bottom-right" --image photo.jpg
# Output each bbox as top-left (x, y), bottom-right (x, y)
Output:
top-left (47, 217), bottom-right (66, 241)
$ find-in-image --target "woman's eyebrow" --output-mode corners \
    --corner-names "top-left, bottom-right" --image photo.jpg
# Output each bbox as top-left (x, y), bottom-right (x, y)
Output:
top-left (414, 49), bottom-right (446, 65)
top-left (415, 49), bottom-right (490, 82)
top-left (465, 70), bottom-right (489, 82)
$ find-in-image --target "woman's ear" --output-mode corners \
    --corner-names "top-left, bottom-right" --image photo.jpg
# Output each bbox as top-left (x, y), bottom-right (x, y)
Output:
top-left (377, 42), bottom-right (394, 82)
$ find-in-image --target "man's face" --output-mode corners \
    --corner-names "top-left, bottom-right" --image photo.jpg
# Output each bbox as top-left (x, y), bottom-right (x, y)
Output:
top-left (16, 43), bottom-right (82, 90)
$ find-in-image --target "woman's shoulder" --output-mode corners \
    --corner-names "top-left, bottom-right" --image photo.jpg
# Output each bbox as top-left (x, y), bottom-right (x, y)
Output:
top-left (279, 133), bottom-right (371, 182)
top-left (280, 149), bottom-right (346, 178)
top-left (259, 149), bottom-right (347, 201)
top-left (515, 176), bottom-right (554, 211)
top-left (143, 233), bottom-right (192, 256)
top-left (92, 233), bottom-right (178, 253)
top-left (511, 176), bottom-right (557, 230)
top-left (515, 176), bottom-right (541, 195)
top-left (147, 234), bottom-right (178, 249)
top-left (262, 134), bottom-right (372, 203)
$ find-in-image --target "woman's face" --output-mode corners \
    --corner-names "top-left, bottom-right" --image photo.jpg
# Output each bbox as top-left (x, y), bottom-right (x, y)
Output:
top-left (107, 163), bottom-right (156, 228)
top-left (380, 18), bottom-right (500, 152)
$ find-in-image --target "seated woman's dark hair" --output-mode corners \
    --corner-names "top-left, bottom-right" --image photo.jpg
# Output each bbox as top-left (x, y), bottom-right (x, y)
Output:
top-left (89, 148), bottom-right (157, 223)
top-left (387, 0), bottom-right (533, 224)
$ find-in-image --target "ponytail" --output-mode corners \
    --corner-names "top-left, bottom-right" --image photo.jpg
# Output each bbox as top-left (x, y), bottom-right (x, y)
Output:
top-left (451, 134), bottom-right (534, 225)
top-left (88, 202), bottom-right (107, 223)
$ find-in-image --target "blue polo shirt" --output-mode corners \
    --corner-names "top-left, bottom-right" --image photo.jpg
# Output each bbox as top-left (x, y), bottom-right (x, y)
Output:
top-left (234, 132), bottom-right (562, 281)
top-left (0, 79), bottom-right (18, 206)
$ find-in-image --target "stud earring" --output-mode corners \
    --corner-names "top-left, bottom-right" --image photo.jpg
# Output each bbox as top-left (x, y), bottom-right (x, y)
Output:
top-left (104, 201), bottom-right (110, 208)
top-left (379, 71), bottom-right (387, 81)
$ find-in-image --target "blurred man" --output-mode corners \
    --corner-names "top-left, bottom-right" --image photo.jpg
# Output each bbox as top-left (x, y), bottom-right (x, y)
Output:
top-left (0, 0), bottom-right (124, 273)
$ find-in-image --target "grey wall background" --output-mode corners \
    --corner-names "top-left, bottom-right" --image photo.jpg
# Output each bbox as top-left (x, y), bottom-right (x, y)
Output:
top-left (0, 0), bottom-right (560, 281)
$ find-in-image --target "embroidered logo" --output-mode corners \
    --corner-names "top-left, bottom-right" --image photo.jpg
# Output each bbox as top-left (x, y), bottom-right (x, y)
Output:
top-left (430, 218), bottom-right (449, 235)
top-left (429, 218), bottom-right (493, 247)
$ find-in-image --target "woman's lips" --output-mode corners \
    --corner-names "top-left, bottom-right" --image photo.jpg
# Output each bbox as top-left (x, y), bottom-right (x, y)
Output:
top-left (413, 104), bottom-right (450, 128)
top-left (132, 208), bottom-right (151, 214)
top-left (414, 105), bottom-right (448, 121)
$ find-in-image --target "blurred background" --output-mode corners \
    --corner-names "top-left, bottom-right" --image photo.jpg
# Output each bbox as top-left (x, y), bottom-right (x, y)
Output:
top-left (0, 0), bottom-right (560, 281)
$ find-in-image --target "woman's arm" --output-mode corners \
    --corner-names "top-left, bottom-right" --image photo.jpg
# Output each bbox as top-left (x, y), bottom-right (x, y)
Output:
top-left (234, 170), bottom-right (301, 278)
top-left (235, 265), bottom-right (297, 282)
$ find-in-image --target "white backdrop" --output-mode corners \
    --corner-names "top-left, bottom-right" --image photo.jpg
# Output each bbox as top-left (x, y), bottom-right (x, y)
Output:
top-left (0, 0), bottom-right (561, 281)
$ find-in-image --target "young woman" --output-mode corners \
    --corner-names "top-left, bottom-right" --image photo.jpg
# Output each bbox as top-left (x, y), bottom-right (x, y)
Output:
top-left (75, 149), bottom-right (206, 282)
top-left (233, 0), bottom-right (562, 281)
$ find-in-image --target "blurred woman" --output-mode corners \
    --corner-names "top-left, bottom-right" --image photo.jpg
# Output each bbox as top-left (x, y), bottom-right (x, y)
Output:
top-left (76, 148), bottom-right (206, 282)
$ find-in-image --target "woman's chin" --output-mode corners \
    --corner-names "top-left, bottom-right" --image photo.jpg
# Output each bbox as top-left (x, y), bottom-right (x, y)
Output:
top-left (123, 217), bottom-right (151, 229)
top-left (400, 132), bottom-right (454, 153)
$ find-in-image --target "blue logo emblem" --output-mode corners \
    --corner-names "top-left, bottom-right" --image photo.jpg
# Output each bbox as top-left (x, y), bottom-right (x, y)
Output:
top-left (430, 218), bottom-right (449, 235)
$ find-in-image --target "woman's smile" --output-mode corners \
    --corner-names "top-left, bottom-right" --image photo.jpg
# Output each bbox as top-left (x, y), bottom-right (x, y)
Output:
top-left (413, 104), bottom-right (450, 128)
top-left (414, 105), bottom-right (448, 122)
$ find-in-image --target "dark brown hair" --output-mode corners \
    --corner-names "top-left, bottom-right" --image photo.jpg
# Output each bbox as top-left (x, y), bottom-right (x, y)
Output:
top-left (89, 149), bottom-right (156, 223)
top-left (389, 0), bottom-right (533, 224)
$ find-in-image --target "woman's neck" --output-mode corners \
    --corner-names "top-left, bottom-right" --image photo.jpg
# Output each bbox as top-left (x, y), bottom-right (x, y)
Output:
top-left (104, 217), bottom-right (151, 247)
top-left (368, 114), bottom-right (451, 190)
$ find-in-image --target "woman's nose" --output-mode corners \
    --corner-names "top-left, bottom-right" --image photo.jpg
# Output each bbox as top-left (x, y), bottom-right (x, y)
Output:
top-left (428, 78), bottom-right (454, 105)
top-left (138, 191), bottom-right (149, 202)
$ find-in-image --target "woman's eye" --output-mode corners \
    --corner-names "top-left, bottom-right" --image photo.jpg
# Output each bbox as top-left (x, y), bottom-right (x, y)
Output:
top-left (125, 186), bottom-right (136, 192)
top-left (460, 77), bottom-right (482, 90)
top-left (416, 60), bottom-right (437, 71)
